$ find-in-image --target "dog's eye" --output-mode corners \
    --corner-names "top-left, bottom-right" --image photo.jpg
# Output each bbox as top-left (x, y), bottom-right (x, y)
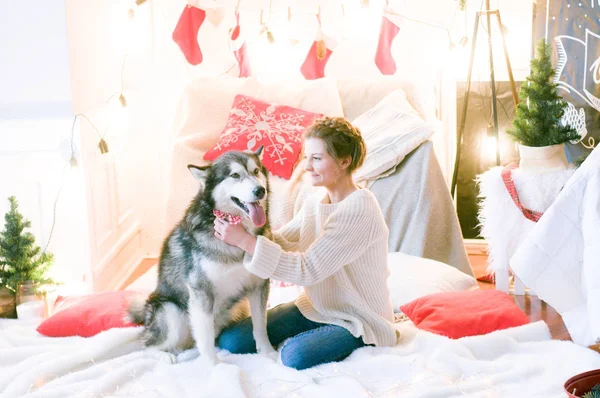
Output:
top-left (253, 169), bottom-right (260, 176)
top-left (231, 173), bottom-right (240, 179)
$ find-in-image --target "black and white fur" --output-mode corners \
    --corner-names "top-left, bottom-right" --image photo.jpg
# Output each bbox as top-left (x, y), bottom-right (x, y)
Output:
top-left (128, 148), bottom-right (275, 364)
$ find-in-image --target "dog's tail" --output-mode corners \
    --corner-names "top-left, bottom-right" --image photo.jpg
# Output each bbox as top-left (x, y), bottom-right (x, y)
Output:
top-left (126, 293), bottom-right (148, 325)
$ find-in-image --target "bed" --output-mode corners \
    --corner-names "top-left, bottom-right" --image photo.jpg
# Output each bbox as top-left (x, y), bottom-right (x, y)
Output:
top-left (2, 75), bottom-right (599, 398)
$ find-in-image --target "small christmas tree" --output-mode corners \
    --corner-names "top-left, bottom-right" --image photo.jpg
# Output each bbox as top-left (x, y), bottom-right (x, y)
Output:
top-left (0, 196), bottom-right (55, 295)
top-left (506, 39), bottom-right (580, 147)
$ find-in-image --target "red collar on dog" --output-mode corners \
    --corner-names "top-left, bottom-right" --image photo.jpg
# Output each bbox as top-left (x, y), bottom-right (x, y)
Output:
top-left (213, 209), bottom-right (243, 225)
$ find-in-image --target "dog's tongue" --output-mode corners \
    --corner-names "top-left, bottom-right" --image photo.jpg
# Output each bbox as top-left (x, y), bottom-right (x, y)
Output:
top-left (246, 202), bottom-right (266, 227)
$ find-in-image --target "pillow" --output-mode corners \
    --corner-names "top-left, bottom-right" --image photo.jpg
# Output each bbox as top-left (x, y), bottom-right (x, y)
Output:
top-left (204, 94), bottom-right (321, 179)
top-left (336, 77), bottom-right (437, 123)
top-left (352, 90), bottom-right (435, 184)
top-left (387, 252), bottom-right (478, 309)
top-left (400, 290), bottom-right (530, 339)
top-left (36, 291), bottom-right (141, 337)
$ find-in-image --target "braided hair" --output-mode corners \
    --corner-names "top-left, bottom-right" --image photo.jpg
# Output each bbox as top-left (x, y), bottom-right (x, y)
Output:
top-left (304, 117), bottom-right (366, 174)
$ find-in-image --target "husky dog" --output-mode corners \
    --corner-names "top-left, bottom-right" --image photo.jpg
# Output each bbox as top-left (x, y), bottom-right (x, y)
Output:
top-left (128, 148), bottom-right (276, 364)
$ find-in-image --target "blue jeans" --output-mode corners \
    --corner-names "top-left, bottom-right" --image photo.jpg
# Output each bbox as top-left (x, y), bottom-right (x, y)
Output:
top-left (217, 301), bottom-right (367, 370)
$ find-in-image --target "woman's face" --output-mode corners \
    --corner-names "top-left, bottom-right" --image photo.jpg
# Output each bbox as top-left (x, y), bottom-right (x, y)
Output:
top-left (304, 138), bottom-right (348, 188)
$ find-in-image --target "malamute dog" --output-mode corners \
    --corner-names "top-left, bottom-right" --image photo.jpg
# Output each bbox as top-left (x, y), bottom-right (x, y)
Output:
top-left (128, 148), bottom-right (275, 364)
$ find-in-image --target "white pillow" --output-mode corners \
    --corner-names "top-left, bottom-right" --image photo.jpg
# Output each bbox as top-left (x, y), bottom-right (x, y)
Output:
top-left (352, 90), bottom-right (435, 184)
top-left (337, 77), bottom-right (437, 123)
top-left (387, 252), bottom-right (479, 309)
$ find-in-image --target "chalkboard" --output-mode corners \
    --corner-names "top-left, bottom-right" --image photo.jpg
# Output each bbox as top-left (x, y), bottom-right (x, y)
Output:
top-left (534, 0), bottom-right (600, 161)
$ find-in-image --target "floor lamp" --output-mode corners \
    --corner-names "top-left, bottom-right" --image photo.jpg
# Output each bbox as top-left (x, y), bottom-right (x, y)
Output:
top-left (450, 0), bottom-right (519, 198)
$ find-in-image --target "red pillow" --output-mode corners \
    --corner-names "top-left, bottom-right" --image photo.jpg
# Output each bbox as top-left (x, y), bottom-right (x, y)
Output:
top-left (204, 95), bottom-right (321, 179)
top-left (36, 291), bottom-right (141, 337)
top-left (400, 290), bottom-right (530, 339)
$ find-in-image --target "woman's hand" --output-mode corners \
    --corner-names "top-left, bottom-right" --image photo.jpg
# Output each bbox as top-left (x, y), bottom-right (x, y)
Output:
top-left (213, 218), bottom-right (257, 255)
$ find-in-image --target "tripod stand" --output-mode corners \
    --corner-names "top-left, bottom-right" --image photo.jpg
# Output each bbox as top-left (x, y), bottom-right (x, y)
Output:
top-left (450, 0), bottom-right (519, 198)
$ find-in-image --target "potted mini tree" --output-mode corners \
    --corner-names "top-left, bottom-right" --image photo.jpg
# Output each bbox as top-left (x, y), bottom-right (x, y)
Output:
top-left (506, 39), bottom-right (580, 171)
top-left (0, 196), bottom-right (56, 318)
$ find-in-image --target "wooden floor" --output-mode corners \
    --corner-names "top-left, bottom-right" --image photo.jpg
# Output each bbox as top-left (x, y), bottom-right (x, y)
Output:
top-left (469, 253), bottom-right (572, 341)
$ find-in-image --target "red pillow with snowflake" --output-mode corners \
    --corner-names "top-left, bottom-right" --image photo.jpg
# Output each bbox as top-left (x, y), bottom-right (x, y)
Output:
top-left (204, 95), bottom-right (321, 179)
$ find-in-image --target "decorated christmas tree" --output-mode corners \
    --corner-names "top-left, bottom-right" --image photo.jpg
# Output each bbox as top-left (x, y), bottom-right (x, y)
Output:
top-left (506, 39), bottom-right (580, 147)
top-left (0, 196), bottom-right (55, 295)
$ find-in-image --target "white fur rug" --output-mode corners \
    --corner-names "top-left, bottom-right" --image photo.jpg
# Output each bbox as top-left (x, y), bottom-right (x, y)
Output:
top-left (477, 166), bottom-right (575, 273)
top-left (1, 319), bottom-right (599, 398)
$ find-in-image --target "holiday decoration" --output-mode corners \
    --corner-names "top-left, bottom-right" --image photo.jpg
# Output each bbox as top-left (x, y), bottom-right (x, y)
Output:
top-left (231, 12), bottom-right (252, 77)
top-left (300, 14), bottom-right (336, 80)
top-left (0, 197), bottom-right (55, 301)
top-left (506, 39), bottom-right (580, 147)
top-left (375, 11), bottom-right (401, 75)
top-left (172, 5), bottom-right (206, 66)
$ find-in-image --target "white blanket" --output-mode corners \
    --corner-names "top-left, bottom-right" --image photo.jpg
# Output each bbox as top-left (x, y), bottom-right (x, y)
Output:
top-left (511, 145), bottom-right (600, 346)
top-left (1, 319), bottom-right (599, 398)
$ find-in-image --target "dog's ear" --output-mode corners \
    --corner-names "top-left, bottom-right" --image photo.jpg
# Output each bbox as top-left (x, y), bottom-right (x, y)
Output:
top-left (188, 164), bottom-right (210, 181)
top-left (253, 145), bottom-right (264, 158)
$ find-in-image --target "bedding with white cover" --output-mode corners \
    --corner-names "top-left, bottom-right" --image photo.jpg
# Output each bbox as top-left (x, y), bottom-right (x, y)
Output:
top-left (1, 317), bottom-right (600, 398)
top-left (510, 145), bottom-right (600, 346)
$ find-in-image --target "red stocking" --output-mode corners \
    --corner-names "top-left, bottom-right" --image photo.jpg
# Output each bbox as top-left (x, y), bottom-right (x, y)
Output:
top-left (300, 38), bottom-right (333, 80)
top-left (301, 14), bottom-right (336, 80)
top-left (172, 5), bottom-right (206, 66)
top-left (231, 12), bottom-right (252, 77)
top-left (375, 15), bottom-right (400, 75)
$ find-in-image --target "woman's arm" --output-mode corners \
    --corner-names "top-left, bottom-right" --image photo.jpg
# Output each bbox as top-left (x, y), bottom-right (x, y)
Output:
top-left (244, 200), bottom-right (384, 286)
top-left (215, 206), bottom-right (305, 255)
top-left (270, 208), bottom-right (304, 251)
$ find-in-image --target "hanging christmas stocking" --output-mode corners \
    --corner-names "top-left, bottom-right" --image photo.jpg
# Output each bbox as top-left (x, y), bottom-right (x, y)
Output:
top-left (375, 14), bottom-right (400, 75)
top-left (231, 12), bottom-right (252, 77)
top-left (172, 5), bottom-right (206, 66)
top-left (301, 30), bottom-right (336, 80)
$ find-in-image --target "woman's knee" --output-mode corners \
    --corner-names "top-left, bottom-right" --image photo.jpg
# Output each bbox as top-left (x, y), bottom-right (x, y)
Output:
top-left (217, 327), bottom-right (256, 354)
top-left (280, 340), bottom-right (312, 370)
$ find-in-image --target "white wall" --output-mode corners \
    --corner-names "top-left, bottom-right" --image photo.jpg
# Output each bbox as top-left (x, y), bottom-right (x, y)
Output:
top-left (0, 0), bottom-right (92, 293)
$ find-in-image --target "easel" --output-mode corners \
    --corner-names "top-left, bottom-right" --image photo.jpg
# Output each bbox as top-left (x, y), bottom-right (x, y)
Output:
top-left (450, 0), bottom-right (519, 198)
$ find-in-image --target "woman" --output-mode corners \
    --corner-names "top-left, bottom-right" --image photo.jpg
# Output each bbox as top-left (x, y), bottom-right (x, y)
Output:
top-left (214, 116), bottom-right (397, 370)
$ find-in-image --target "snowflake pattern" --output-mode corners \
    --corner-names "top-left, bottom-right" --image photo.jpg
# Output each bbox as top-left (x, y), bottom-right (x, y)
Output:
top-left (205, 95), bottom-right (320, 179)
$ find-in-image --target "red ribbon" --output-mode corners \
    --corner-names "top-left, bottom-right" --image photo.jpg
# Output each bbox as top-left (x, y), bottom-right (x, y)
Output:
top-left (501, 163), bottom-right (544, 223)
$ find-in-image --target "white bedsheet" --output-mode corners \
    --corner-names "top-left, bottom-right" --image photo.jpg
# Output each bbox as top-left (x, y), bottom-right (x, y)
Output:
top-left (1, 319), bottom-right (599, 398)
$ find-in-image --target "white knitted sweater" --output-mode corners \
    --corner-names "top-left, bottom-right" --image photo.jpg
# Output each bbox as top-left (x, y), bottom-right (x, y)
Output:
top-left (244, 189), bottom-right (397, 347)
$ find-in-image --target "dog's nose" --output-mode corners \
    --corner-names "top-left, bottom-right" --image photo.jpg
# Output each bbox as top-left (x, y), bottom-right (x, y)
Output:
top-left (253, 186), bottom-right (266, 200)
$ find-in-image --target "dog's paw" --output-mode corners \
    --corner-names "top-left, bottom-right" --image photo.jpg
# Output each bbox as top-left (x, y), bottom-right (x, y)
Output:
top-left (196, 354), bottom-right (220, 367)
top-left (258, 346), bottom-right (278, 361)
top-left (146, 349), bottom-right (177, 364)
top-left (177, 348), bottom-right (199, 363)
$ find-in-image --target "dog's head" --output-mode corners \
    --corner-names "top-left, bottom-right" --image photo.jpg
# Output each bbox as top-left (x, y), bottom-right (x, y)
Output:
top-left (188, 147), bottom-right (269, 227)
